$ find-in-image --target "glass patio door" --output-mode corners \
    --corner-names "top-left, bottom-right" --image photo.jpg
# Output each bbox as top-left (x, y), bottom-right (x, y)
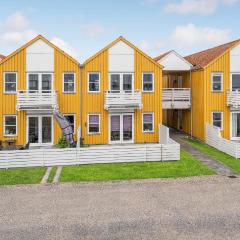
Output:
top-left (231, 112), bottom-right (240, 140)
top-left (28, 116), bottom-right (53, 145)
top-left (110, 114), bottom-right (133, 144)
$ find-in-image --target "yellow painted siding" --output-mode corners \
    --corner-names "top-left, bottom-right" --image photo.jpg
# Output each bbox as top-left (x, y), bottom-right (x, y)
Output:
top-left (0, 49), bottom-right (26, 145)
top-left (204, 51), bottom-right (230, 140)
top-left (191, 70), bottom-right (205, 140)
top-left (135, 50), bottom-right (162, 143)
top-left (82, 47), bottom-right (162, 145)
top-left (53, 49), bottom-right (81, 144)
top-left (82, 49), bottom-right (109, 145)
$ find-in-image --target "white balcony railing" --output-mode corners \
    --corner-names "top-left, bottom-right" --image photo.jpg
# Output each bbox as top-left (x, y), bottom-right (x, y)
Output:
top-left (227, 90), bottom-right (240, 108)
top-left (162, 88), bottom-right (191, 109)
top-left (104, 90), bottom-right (142, 110)
top-left (16, 90), bottom-right (58, 111)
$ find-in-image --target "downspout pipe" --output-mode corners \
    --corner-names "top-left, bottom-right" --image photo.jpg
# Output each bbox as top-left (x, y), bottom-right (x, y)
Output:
top-left (190, 68), bottom-right (193, 138)
top-left (79, 63), bottom-right (84, 139)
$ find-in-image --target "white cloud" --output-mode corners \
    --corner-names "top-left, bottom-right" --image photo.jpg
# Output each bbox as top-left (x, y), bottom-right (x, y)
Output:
top-left (170, 23), bottom-right (231, 48)
top-left (138, 39), bottom-right (165, 54)
top-left (0, 12), bottom-right (37, 45)
top-left (165, 0), bottom-right (239, 15)
top-left (80, 23), bottom-right (105, 37)
top-left (51, 37), bottom-right (78, 59)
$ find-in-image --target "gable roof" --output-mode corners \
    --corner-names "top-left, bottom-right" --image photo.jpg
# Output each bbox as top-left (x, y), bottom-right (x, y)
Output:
top-left (84, 36), bottom-right (163, 68)
top-left (185, 39), bottom-right (240, 70)
top-left (0, 54), bottom-right (6, 61)
top-left (154, 51), bottom-right (172, 62)
top-left (0, 35), bottom-right (80, 66)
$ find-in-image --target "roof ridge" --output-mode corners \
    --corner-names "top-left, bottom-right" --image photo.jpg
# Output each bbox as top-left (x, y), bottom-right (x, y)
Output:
top-left (185, 39), bottom-right (240, 58)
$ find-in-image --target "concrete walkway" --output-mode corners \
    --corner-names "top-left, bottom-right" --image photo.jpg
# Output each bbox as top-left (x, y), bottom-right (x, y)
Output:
top-left (171, 132), bottom-right (238, 177)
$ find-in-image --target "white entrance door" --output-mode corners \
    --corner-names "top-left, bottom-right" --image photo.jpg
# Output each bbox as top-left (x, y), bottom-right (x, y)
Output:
top-left (27, 116), bottom-right (53, 146)
top-left (231, 112), bottom-right (240, 140)
top-left (109, 113), bottom-right (134, 144)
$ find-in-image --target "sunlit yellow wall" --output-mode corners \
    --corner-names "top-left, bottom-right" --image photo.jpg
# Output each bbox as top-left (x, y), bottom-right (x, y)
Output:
top-left (82, 49), bottom-right (109, 145)
top-left (191, 70), bottom-right (205, 140)
top-left (53, 49), bottom-right (81, 143)
top-left (0, 49), bottom-right (26, 145)
top-left (82, 46), bottom-right (162, 145)
top-left (134, 50), bottom-right (162, 143)
top-left (204, 51), bottom-right (230, 140)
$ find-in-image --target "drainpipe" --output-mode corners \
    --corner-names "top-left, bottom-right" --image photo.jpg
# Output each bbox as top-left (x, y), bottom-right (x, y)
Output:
top-left (79, 63), bottom-right (84, 139)
top-left (190, 68), bottom-right (193, 138)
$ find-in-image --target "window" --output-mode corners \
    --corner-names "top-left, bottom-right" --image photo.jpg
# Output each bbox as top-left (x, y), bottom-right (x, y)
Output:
top-left (63, 73), bottom-right (75, 93)
top-left (4, 115), bottom-right (17, 136)
top-left (88, 72), bottom-right (100, 92)
top-left (142, 113), bottom-right (154, 133)
top-left (212, 112), bottom-right (223, 130)
top-left (142, 73), bottom-right (154, 92)
top-left (64, 115), bottom-right (75, 134)
top-left (231, 73), bottom-right (240, 91)
top-left (211, 73), bottom-right (223, 92)
top-left (109, 73), bottom-right (133, 92)
top-left (4, 72), bottom-right (17, 93)
top-left (88, 114), bottom-right (100, 134)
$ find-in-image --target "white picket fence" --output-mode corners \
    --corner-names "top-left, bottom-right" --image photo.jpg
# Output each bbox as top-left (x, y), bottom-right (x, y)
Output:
top-left (0, 141), bottom-right (180, 169)
top-left (205, 124), bottom-right (240, 158)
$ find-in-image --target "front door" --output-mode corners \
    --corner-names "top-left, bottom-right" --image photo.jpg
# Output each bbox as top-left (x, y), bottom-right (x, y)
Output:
top-left (231, 112), bottom-right (240, 140)
top-left (27, 116), bottom-right (53, 145)
top-left (109, 114), bottom-right (134, 144)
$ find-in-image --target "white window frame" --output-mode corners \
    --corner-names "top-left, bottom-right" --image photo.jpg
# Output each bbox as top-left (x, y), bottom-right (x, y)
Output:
top-left (142, 112), bottom-right (154, 133)
top-left (88, 72), bottom-right (100, 93)
top-left (27, 72), bottom-right (54, 91)
top-left (4, 72), bottom-right (17, 94)
top-left (88, 113), bottom-right (100, 135)
top-left (211, 72), bottom-right (223, 92)
top-left (212, 111), bottom-right (223, 131)
top-left (4, 115), bottom-right (17, 137)
top-left (230, 73), bottom-right (240, 91)
top-left (142, 72), bottom-right (154, 93)
top-left (62, 72), bottom-right (76, 93)
top-left (109, 73), bottom-right (134, 92)
top-left (63, 114), bottom-right (76, 134)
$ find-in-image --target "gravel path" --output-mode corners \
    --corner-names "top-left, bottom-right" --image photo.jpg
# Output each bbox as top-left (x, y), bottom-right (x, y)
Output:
top-left (1, 176), bottom-right (240, 240)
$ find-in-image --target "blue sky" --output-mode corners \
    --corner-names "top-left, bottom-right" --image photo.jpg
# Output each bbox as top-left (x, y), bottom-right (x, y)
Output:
top-left (0, 0), bottom-right (240, 62)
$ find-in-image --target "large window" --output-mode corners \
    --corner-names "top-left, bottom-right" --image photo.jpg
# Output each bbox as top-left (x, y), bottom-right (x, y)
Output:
top-left (88, 114), bottom-right (100, 134)
top-left (4, 72), bottom-right (17, 93)
top-left (4, 115), bottom-right (17, 136)
top-left (27, 73), bottom-right (52, 92)
top-left (142, 73), bottom-right (154, 92)
top-left (211, 73), bottom-right (223, 92)
top-left (212, 112), bottom-right (223, 130)
top-left (64, 114), bottom-right (75, 134)
top-left (109, 73), bottom-right (133, 92)
top-left (88, 72), bottom-right (100, 92)
top-left (142, 113), bottom-right (154, 133)
top-left (231, 73), bottom-right (240, 91)
top-left (63, 73), bottom-right (75, 93)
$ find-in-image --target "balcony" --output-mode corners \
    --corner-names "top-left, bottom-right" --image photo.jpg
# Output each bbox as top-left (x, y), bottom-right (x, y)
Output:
top-left (162, 88), bottom-right (191, 109)
top-left (16, 90), bottom-right (58, 111)
top-left (104, 90), bottom-right (142, 110)
top-left (227, 90), bottom-right (240, 108)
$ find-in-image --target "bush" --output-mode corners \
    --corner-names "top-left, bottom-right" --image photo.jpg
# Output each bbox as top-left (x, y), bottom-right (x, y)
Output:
top-left (57, 136), bottom-right (69, 148)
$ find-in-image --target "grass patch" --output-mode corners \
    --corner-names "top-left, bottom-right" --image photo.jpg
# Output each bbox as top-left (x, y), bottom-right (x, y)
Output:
top-left (0, 167), bottom-right (46, 186)
top-left (185, 138), bottom-right (240, 173)
top-left (60, 150), bottom-right (215, 183)
top-left (47, 167), bottom-right (57, 183)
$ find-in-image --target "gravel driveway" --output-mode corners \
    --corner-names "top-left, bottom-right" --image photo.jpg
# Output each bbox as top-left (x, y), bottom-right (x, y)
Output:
top-left (1, 176), bottom-right (240, 240)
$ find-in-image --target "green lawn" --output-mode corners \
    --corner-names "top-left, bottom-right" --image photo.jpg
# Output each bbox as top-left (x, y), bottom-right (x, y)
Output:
top-left (60, 150), bottom-right (215, 183)
top-left (185, 138), bottom-right (240, 173)
top-left (47, 166), bottom-right (57, 183)
top-left (0, 167), bottom-right (46, 186)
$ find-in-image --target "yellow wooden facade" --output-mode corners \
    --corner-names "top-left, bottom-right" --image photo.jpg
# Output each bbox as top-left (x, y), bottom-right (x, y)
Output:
top-left (82, 37), bottom-right (163, 145)
top-left (0, 35), bottom-right (81, 146)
